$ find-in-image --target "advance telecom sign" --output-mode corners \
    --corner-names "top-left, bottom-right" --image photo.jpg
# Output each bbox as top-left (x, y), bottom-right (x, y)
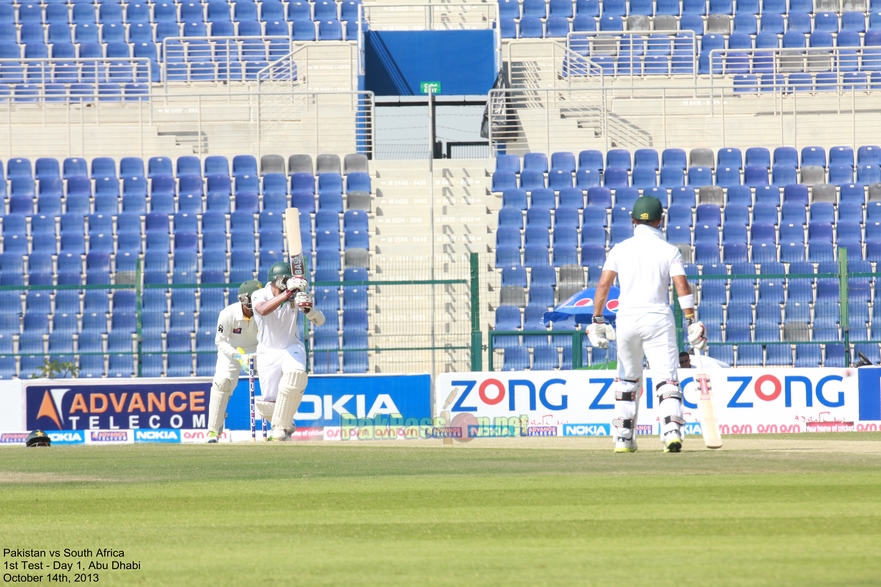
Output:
top-left (16, 375), bottom-right (432, 437)
top-left (25, 381), bottom-right (210, 431)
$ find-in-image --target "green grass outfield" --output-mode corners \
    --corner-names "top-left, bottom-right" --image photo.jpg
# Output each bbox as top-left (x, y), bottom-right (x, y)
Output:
top-left (2, 434), bottom-right (881, 587)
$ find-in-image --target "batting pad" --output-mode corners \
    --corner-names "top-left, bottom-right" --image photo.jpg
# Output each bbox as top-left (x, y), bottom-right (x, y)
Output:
top-left (254, 399), bottom-right (275, 422)
top-left (271, 371), bottom-right (307, 431)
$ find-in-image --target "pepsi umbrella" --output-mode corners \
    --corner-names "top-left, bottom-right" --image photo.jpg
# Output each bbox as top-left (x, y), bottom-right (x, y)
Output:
top-left (541, 286), bottom-right (620, 326)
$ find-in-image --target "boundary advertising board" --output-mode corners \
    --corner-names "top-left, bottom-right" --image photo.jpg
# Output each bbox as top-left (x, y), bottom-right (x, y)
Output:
top-left (436, 367), bottom-right (881, 439)
top-left (1, 374), bottom-right (432, 443)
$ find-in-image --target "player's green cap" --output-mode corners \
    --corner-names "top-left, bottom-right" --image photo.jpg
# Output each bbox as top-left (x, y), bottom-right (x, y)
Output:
top-left (631, 195), bottom-right (664, 221)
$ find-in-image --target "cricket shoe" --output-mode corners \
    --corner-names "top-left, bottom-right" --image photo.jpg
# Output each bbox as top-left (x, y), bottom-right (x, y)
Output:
top-left (268, 427), bottom-right (292, 442)
top-left (206, 431), bottom-right (219, 444)
top-left (613, 436), bottom-right (638, 453)
top-left (663, 431), bottom-right (682, 453)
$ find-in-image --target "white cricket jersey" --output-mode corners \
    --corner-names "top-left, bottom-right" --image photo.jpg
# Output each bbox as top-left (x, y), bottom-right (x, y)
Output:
top-left (251, 284), bottom-right (302, 349)
top-left (602, 224), bottom-right (685, 316)
top-left (215, 302), bottom-right (258, 360)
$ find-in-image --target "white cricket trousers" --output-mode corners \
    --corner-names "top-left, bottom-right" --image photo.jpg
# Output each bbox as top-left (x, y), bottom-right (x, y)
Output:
top-left (615, 311), bottom-right (679, 383)
top-left (212, 342), bottom-right (257, 385)
top-left (256, 343), bottom-right (307, 402)
top-left (213, 353), bottom-right (240, 384)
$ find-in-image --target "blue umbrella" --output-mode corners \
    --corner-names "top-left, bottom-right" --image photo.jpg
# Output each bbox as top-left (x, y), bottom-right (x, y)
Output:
top-left (541, 286), bottom-right (621, 326)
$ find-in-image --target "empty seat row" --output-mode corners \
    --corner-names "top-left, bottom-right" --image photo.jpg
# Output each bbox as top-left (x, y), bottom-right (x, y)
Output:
top-left (0, 152), bottom-right (368, 180)
top-left (500, 0), bottom-right (879, 20)
top-left (0, 190), bottom-right (369, 217)
top-left (496, 146), bottom-right (881, 174)
top-left (492, 166), bottom-right (881, 191)
top-left (499, 183), bottom-right (881, 212)
top-left (5, 0), bottom-right (362, 26)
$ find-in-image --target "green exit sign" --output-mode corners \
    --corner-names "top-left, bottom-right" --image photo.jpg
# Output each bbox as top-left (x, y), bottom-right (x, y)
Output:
top-left (420, 81), bottom-right (441, 95)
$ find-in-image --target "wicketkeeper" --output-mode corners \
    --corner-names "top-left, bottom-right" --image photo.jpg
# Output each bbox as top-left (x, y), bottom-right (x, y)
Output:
top-left (588, 196), bottom-right (708, 453)
top-left (252, 262), bottom-right (326, 442)
top-left (206, 280), bottom-right (262, 443)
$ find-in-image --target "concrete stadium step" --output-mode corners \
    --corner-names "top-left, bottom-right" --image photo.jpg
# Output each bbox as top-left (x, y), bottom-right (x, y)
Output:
top-left (370, 254), bottom-right (473, 274)
top-left (370, 351), bottom-right (471, 374)
top-left (372, 214), bottom-right (492, 232)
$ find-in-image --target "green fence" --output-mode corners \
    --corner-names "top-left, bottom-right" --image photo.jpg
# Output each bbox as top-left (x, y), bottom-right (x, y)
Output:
top-left (309, 253), bottom-right (481, 375)
top-left (487, 247), bottom-right (880, 371)
top-left (0, 254), bottom-right (482, 379)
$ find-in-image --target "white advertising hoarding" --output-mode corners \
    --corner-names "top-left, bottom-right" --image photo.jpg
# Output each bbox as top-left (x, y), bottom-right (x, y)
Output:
top-left (435, 368), bottom-right (863, 438)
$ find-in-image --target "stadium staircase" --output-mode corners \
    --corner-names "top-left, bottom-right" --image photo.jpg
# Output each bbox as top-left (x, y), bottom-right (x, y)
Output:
top-left (368, 158), bottom-right (498, 372)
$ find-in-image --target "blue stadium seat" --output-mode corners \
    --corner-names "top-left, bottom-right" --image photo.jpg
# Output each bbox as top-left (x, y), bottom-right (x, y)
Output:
top-left (723, 204), bottom-right (749, 228)
top-left (688, 166), bottom-right (713, 186)
top-left (660, 166), bottom-right (685, 188)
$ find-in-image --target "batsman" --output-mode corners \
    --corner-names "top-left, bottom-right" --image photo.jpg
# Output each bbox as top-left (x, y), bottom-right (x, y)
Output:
top-left (588, 195), bottom-right (708, 453)
top-left (251, 262), bottom-right (325, 442)
top-left (206, 280), bottom-right (262, 443)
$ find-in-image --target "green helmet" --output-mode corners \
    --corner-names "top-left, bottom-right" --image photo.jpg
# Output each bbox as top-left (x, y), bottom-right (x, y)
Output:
top-left (26, 429), bottom-right (51, 447)
top-left (631, 195), bottom-right (664, 222)
top-left (267, 262), bottom-right (293, 285)
top-left (237, 279), bottom-right (262, 310)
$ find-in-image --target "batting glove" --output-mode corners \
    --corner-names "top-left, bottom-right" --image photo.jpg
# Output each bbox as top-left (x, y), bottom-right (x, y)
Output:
top-left (295, 291), bottom-right (314, 314)
top-left (286, 277), bottom-right (308, 293)
top-left (587, 316), bottom-right (616, 349)
top-left (687, 319), bottom-right (708, 351)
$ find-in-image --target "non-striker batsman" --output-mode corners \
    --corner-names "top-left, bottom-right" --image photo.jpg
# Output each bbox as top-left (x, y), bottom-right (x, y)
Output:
top-left (206, 279), bottom-right (261, 443)
top-left (588, 196), bottom-right (708, 453)
top-left (251, 262), bottom-right (326, 441)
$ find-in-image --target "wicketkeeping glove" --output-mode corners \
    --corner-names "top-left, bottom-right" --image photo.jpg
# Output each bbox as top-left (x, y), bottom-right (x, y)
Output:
top-left (687, 319), bottom-right (708, 351)
top-left (586, 316), bottom-right (616, 349)
top-left (295, 291), bottom-right (314, 313)
top-left (235, 347), bottom-right (251, 374)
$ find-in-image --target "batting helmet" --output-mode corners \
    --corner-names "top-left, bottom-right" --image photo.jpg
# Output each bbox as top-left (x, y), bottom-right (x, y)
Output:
top-left (26, 430), bottom-right (51, 447)
top-left (267, 262), bottom-right (292, 284)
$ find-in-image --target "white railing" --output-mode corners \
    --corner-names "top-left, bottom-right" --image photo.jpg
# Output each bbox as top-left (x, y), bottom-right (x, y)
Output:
top-left (566, 30), bottom-right (698, 86)
top-left (0, 57), bottom-right (155, 93)
top-left (0, 89), bottom-right (375, 161)
top-left (502, 39), bottom-right (606, 89)
top-left (161, 36), bottom-right (293, 88)
top-left (256, 41), bottom-right (359, 93)
top-left (708, 46), bottom-right (881, 93)
top-left (485, 82), bottom-right (881, 155)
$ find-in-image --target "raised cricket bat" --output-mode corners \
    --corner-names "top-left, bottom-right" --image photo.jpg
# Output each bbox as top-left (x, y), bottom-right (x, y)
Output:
top-left (693, 349), bottom-right (723, 449)
top-left (283, 207), bottom-right (305, 277)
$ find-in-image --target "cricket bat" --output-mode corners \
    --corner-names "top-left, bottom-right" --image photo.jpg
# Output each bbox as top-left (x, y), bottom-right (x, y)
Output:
top-left (283, 207), bottom-right (305, 277)
top-left (693, 349), bottom-right (723, 449)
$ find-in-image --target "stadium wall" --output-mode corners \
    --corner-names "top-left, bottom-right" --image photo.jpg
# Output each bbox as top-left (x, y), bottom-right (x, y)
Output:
top-left (363, 30), bottom-right (497, 96)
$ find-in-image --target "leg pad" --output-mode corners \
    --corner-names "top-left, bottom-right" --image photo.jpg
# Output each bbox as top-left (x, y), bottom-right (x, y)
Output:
top-left (271, 370), bottom-right (308, 434)
top-left (254, 400), bottom-right (275, 421)
top-left (212, 376), bottom-right (235, 394)
top-left (207, 376), bottom-right (236, 434)
top-left (657, 381), bottom-right (684, 438)
top-left (612, 378), bottom-right (641, 443)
